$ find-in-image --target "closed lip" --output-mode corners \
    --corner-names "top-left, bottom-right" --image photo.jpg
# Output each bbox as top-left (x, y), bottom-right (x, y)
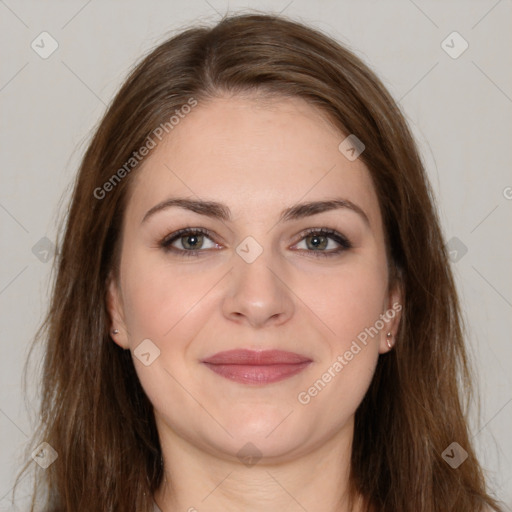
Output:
top-left (201, 349), bottom-right (312, 365)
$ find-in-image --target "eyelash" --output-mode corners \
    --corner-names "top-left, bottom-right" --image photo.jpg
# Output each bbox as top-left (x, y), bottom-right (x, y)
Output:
top-left (159, 227), bottom-right (352, 258)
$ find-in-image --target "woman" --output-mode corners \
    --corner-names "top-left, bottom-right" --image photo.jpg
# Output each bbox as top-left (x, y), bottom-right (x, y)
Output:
top-left (13, 12), bottom-right (504, 512)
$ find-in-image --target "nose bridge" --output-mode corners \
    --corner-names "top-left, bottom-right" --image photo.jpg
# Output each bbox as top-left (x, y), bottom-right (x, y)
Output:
top-left (222, 235), bottom-right (293, 327)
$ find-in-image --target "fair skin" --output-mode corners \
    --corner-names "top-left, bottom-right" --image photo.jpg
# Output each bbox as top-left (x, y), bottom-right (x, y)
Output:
top-left (107, 94), bottom-right (402, 512)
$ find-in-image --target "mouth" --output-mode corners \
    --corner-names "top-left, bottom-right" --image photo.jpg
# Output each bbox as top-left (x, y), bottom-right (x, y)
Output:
top-left (201, 349), bottom-right (313, 385)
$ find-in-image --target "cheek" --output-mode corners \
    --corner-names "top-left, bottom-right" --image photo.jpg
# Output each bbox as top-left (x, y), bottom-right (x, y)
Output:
top-left (298, 258), bottom-right (389, 350)
top-left (292, 258), bottom-right (388, 422)
top-left (121, 253), bottom-right (210, 342)
top-left (294, 264), bottom-right (386, 424)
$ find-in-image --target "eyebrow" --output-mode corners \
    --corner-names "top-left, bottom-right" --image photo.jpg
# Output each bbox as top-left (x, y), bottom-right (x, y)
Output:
top-left (141, 197), bottom-right (370, 226)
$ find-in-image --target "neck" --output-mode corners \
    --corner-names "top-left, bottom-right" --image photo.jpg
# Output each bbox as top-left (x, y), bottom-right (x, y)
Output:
top-left (153, 416), bottom-right (364, 512)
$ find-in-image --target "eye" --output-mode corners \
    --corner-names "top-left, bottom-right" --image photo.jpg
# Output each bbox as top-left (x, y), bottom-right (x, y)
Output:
top-left (159, 227), bottom-right (220, 257)
top-left (292, 228), bottom-right (352, 258)
top-left (159, 227), bottom-right (352, 258)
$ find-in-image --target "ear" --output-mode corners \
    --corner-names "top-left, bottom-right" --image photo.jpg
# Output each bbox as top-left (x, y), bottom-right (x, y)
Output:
top-left (106, 272), bottom-right (130, 350)
top-left (378, 279), bottom-right (403, 354)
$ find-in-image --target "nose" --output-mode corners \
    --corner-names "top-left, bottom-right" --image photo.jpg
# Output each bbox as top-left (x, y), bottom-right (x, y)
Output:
top-left (221, 248), bottom-right (295, 329)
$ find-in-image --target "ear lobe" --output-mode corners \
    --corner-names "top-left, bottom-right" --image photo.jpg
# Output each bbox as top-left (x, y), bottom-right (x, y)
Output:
top-left (106, 273), bottom-right (129, 350)
top-left (378, 281), bottom-right (403, 354)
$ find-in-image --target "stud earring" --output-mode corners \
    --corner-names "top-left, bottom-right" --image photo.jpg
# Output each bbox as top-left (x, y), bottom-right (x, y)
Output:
top-left (112, 329), bottom-right (119, 335)
top-left (386, 332), bottom-right (393, 350)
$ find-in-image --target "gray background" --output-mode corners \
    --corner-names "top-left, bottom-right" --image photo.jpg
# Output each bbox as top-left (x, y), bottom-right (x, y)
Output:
top-left (1, 0), bottom-right (511, 510)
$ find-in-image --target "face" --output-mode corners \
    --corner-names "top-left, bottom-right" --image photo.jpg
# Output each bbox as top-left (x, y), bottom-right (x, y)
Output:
top-left (107, 94), bottom-right (402, 462)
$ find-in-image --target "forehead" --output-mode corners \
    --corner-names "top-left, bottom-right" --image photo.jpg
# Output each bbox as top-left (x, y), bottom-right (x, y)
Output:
top-left (126, 94), bottom-right (381, 228)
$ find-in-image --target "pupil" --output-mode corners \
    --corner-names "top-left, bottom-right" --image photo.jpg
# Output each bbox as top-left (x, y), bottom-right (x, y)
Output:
top-left (310, 235), bottom-right (326, 249)
top-left (186, 235), bottom-right (200, 249)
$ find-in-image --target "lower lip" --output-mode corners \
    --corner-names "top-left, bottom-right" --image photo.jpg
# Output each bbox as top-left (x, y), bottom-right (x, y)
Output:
top-left (202, 362), bottom-right (311, 384)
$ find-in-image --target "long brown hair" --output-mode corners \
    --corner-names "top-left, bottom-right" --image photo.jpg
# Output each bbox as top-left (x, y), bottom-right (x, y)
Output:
top-left (12, 12), bottom-right (504, 512)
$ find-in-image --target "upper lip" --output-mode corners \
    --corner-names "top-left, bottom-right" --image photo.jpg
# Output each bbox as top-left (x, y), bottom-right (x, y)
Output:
top-left (201, 349), bottom-right (312, 365)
